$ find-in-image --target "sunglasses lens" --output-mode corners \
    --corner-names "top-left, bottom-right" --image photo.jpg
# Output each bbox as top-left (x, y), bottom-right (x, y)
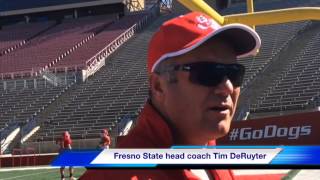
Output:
top-left (189, 64), bottom-right (223, 86)
top-left (227, 65), bottom-right (245, 87)
top-left (188, 63), bottom-right (245, 87)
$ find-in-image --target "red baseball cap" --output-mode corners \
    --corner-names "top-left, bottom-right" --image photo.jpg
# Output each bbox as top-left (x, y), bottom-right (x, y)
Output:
top-left (148, 12), bottom-right (261, 74)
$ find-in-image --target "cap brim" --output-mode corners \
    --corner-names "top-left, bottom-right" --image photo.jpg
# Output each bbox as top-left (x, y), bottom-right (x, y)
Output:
top-left (151, 23), bottom-right (261, 72)
top-left (209, 23), bottom-right (261, 58)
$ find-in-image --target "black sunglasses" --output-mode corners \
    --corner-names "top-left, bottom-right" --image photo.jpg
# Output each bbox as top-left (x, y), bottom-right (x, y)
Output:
top-left (172, 62), bottom-right (245, 87)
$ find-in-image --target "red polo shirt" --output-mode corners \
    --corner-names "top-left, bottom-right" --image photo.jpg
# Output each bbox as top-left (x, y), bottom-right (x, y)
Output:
top-left (101, 134), bottom-right (111, 146)
top-left (80, 102), bottom-right (235, 180)
top-left (63, 137), bottom-right (72, 148)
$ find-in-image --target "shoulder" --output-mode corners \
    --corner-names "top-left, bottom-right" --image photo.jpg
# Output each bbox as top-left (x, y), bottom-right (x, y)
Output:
top-left (80, 169), bottom-right (185, 180)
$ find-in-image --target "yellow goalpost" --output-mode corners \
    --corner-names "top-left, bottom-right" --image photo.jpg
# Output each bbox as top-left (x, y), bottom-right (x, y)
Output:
top-left (177, 0), bottom-right (320, 26)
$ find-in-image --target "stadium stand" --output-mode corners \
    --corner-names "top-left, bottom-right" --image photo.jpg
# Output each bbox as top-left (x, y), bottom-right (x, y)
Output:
top-left (251, 30), bottom-right (320, 112)
top-left (0, 1), bottom-right (159, 147)
top-left (238, 21), bottom-right (310, 89)
top-left (0, 21), bottom-right (55, 56)
top-left (0, 78), bottom-right (74, 128)
top-left (51, 13), bottom-right (147, 70)
top-left (33, 14), bottom-right (172, 141)
top-left (0, 14), bottom-right (116, 76)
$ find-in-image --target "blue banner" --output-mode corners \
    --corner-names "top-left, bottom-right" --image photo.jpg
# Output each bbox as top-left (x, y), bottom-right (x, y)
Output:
top-left (51, 146), bottom-right (320, 167)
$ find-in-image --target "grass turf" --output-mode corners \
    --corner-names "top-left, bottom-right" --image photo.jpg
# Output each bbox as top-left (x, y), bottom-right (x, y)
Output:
top-left (0, 168), bottom-right (86, 180)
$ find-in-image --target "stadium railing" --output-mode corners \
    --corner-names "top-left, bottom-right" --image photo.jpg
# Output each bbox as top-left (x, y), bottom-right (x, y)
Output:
top-left (20, 117), bottom-right (39, 144)
top-left (41, 69), bottom-right (64, 87)
top-left (0, 69), bottom-right (40, 80)
top-left (0, 122), bottom-right (19, 154)
top-left (82, 2), bottom-right (160, 81)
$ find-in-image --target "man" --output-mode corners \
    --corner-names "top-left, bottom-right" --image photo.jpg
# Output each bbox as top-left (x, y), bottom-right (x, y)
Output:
top-left (81, 11), bottom-right (261, 179)
top-left (57, 131), bottom-right (76, 180)
top-left (98, 129), bottom-right (111, 149)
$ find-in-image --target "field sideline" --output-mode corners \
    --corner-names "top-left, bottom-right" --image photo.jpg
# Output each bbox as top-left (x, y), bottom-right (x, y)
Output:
top-left (0, 166), bottom-right (86, 180)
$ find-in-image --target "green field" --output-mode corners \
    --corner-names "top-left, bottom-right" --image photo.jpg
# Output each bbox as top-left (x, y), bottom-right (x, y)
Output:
top-left (0, 168), bottom-right (86, 180)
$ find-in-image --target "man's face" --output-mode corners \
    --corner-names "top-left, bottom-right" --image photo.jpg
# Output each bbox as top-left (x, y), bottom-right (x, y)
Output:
top-left (156, 38), bottom-right (240, 145)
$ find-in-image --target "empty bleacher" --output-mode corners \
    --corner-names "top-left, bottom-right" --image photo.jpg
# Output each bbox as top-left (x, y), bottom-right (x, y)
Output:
top-left (0, 13), bottom-right (149, 77)
top-left (0, 78), bottom-right (74, 129)
top-left (0, 6), bottom-right (155, 143)
top-left (0, 14), bottom-right (116, 75)
top-left (51, 13), bottom-right (147, 70)
top-left (238, 21), bottom-right (310, 89)
top-left (33, 14), bottom-right (172, 141)
top-left (251, 29), bottom-right (320, 112)
top-left (0, 21), bottom-right (55, 55)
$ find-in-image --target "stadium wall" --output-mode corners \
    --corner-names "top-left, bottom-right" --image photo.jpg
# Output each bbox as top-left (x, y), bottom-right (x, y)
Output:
top-left (0, 153), bottom-right (56, 168)
top-left (23, 138), bottom-right (117, 154)
top-left (24, 139), bottom-right (99, 154)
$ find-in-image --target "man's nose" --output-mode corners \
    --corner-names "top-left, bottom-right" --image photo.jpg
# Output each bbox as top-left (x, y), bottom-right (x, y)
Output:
top-left (213, 77), bottom-right (234, 96)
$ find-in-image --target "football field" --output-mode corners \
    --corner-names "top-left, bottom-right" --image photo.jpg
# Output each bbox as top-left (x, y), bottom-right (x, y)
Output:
top-left (0, 167), bottom-right (86, 180)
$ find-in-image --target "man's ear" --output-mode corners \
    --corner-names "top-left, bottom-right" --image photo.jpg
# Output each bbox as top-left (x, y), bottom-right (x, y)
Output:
top-left (149, 73), bottom-right (166, 102)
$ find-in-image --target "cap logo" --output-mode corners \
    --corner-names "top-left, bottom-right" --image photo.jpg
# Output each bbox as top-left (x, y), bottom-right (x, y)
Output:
top-left (196, 15), bottom-right (220, 30)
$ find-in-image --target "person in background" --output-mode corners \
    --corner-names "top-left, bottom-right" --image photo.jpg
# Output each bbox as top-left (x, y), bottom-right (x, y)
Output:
top-left (98, 129), bottom-right (111, 149)
top-left (57, 131), bottom-right (75, 180)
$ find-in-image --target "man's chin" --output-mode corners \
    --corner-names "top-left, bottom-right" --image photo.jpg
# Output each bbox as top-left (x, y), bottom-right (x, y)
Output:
top-left (213, 123), bottom-right (231, 139)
